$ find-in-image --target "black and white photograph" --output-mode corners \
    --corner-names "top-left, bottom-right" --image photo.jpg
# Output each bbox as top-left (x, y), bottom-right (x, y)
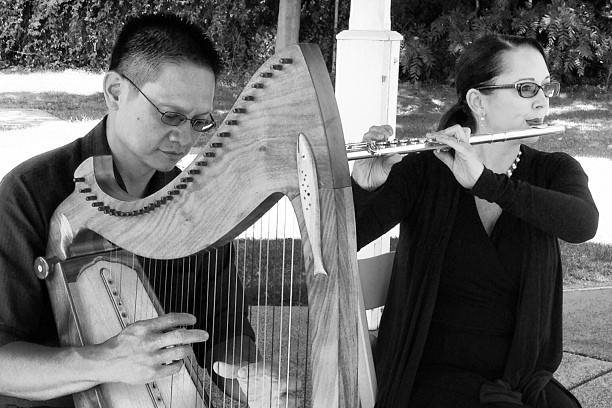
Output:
top-left (0, 1), bottom-right (610, 407)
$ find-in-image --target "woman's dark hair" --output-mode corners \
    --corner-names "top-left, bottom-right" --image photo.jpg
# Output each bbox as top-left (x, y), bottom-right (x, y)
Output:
top-left (437, 34), bottom-right (547, 132)
top-left (109, 13), bottom-right (221, 87)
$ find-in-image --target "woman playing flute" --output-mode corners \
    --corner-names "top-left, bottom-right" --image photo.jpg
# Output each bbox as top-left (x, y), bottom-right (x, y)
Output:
top-left (352, 34), bottom-right (598, 408)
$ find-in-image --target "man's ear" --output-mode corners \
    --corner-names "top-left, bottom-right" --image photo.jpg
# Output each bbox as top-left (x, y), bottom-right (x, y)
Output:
top-left (465, 88), bottom-right (486, 120)
top-left (103, 71), bottom-right (123, 111)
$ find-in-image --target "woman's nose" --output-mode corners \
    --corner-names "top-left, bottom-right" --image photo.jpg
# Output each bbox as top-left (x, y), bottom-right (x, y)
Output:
top-left (532, 91), bottom-right (549, 112)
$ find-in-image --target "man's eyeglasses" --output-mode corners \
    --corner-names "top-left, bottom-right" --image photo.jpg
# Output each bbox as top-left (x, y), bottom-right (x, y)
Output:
top-left (476, 81), bottom-right (560, 98)
top-left (120, 74), bottom-right (216, 133)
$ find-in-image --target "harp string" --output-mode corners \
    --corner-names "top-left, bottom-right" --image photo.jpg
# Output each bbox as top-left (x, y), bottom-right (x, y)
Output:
top-left (114, 197), bottom-right (312, 407)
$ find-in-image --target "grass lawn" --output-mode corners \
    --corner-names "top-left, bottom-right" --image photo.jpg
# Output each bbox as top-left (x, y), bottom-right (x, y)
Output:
top-left (0, 76), bottom-right (610, 287)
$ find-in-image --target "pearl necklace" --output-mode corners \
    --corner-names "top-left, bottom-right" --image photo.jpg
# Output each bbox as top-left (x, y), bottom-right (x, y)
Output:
top-left (505, 150), bottom-right (522, 178)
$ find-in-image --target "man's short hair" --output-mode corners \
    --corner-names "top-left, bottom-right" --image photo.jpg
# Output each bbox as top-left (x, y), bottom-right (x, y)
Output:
top-left (109, 13), bottom-right (221, 86)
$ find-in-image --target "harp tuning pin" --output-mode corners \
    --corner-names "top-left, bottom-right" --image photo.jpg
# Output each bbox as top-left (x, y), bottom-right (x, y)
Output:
top-left (34, 257), bottom-right (52, 280)
top-left (73, 177), bottom-right (85, 183)
top-left (195, 161), bottom-right (208, 167)
top-left (169, 190), bottom-right (180, 195)
top-left (233, 108), bottom-right (246, 113)
top-left (175, 184), bottom-right (187, 189)
top-left (243, 95), bottom-right (255, 101)
top-left (211, 142), bottom-right (223, 148)
top-left (85, 195), bottom-right (98, 201)
top-left (252, 83), bottom-right (264, 89)
top-left (166, 195), bottom-right (174, 201)
top-left (260, 72), bottom-right (272, 78)
top-left (79, 188), bottom-right (92, 193)
top-left (189, 169), bottom-right (201, 174)
top-left (181, 177), bottom-right (194, 183)
top-left (280, 58), bottom-right (293, 64)
top-left (205, 152), bottom-right (216, 158)
top-left (92, 202), bottom-right (104, 207)
top-left (272, 64), bottom-right (283, 70)
top-left (218, 132), bottom-right (231, 137)
top-left (226, 120), bottom-right (238, 125)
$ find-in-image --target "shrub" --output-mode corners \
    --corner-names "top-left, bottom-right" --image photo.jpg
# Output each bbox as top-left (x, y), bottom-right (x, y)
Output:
top-left (0, 0), bottom-right (346, 85)
top-left (394, 0), bottom-right (612, 86)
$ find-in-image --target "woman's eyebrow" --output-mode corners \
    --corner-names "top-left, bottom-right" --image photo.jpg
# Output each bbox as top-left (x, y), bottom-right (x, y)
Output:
top-left (515, 75), bottom-right (551, 82)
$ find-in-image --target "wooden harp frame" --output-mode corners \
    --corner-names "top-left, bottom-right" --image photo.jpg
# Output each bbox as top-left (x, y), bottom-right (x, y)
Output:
top-left (37, 44), bottom-right (376, 408)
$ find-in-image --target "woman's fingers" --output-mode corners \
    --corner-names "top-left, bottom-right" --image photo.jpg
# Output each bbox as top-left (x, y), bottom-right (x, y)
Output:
top-left (363, 124), bottom-right (394, 142)
top-left (431, 125), bottom-right (472, 151)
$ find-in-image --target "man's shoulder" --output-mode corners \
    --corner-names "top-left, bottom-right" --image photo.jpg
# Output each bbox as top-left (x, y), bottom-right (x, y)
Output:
top-left (3, 137), bottom-right (85, 190)
top-left (1, 119), bottom-right (107, 194)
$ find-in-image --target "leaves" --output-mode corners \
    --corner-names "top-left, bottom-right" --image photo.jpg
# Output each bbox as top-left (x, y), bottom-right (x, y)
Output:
top-left (393, 0), bottom-right (612, 86)
top-left (0, 0), bottom-right (610, 86)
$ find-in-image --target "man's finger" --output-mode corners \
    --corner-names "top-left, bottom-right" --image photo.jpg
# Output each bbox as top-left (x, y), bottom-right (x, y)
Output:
top-left (157, 328), bottom-right (208, 349)
top-left (213, 361), bottom-right (241, 380)
top-left (140, 313), bottom-right (198, 332)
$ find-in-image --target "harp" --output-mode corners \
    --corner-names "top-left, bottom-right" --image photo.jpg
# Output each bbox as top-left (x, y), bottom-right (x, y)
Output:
top-left (35, 44), bottom-right (376, 408)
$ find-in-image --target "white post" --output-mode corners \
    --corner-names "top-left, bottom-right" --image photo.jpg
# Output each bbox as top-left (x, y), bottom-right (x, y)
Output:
top-left (335, 2), bottom-right (402, 407)
top-left (335, 1), bottom-right (402, 257)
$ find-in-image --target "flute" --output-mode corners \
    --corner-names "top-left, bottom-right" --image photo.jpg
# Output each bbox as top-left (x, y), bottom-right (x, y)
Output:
top-left (345, 125), bottom-right (565, 161)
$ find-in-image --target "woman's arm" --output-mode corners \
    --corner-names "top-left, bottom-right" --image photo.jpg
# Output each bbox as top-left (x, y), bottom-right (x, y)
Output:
top-left (471, 152), bottom-right (598, 243)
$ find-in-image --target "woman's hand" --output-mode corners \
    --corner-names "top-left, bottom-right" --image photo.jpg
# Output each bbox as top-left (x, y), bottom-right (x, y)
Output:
top-left (351, 125), bottom-right (402, 191)
top-left (431, 125), bottom-right (484, 189)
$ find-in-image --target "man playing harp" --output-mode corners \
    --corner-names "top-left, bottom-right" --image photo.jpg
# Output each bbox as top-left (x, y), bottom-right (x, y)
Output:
top-left (0, 13), bottom-right (297, 408)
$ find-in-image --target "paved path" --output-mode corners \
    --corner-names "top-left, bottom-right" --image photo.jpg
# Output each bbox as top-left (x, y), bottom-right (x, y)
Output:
top-left (556, 287), bottom-right (612, 407)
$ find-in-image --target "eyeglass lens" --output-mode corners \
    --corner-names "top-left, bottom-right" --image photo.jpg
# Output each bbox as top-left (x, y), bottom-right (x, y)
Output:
top-left (160, 112), bottom-right (215, 132)
top-left (518, 82), bottom-right (560, 98)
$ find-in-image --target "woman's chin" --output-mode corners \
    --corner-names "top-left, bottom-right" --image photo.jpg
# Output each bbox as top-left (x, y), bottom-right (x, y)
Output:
top-left (522, 135), bottom-right (540, 145)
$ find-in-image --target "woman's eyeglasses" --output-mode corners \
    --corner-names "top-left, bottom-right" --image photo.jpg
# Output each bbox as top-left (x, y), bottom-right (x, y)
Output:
top-left (476, 81), bottom-right (560, 98)
top-left (120, 74), bottom-right (216, 133)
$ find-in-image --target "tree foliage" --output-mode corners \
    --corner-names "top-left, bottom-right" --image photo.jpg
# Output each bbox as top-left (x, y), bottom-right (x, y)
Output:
top-left (0, 0), bottom-right (610, 86)
top-left (393, 0), bottom-right (612, 87)
top-left (0, 0), bottom-right (347, 85)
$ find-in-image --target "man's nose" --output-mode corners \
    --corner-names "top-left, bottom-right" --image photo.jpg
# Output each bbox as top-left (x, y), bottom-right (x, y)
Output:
top-left (168, 122), bottom-right (197, 146)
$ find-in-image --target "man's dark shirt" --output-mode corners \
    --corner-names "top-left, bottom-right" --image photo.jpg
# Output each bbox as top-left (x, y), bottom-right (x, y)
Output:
top-left (0, 117), bottom-right (254, 405)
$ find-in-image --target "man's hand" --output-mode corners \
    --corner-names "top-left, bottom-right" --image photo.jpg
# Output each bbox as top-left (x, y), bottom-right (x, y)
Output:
top-left (214, 360), bottom-right (302, 408)
top-left (351, 125), bottom-right (402, 191)
top-left (93, 313), bottom-right (208, 384)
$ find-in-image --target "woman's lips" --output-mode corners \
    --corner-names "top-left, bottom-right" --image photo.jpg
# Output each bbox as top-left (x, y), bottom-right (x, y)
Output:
top-left (525, 118), bottom-right (544, 126)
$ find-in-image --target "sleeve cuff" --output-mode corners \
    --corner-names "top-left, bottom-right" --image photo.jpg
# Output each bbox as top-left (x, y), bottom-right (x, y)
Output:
top-left (470, 167), bottom-right (505, 202)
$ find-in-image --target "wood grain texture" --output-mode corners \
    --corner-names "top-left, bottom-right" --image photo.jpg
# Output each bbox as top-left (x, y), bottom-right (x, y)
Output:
top-left (42, 44), bottom-right (376, 408)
